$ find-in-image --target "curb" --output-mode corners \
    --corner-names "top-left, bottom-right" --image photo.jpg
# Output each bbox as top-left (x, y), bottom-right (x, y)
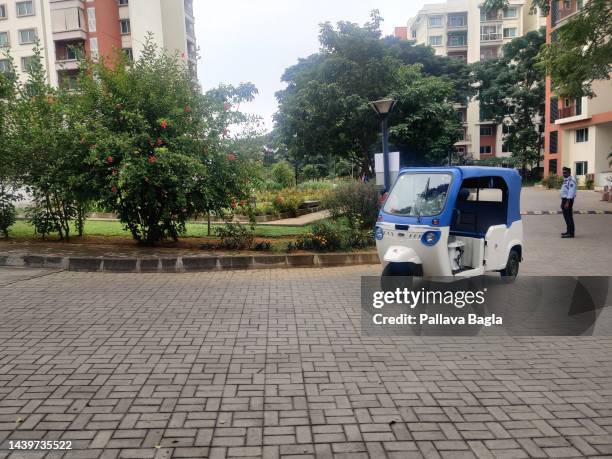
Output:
top-left (521, 210), bottom-right (612, 215)
top-left (0, 252), bottom-right (380, 273)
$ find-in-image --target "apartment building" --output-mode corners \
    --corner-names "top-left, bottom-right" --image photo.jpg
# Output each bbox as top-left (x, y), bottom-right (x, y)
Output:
top-left (396, 0), bottom-right (545, 160)
top-left (543, 0), bottom-right (612, 188)
top-left (0, 0), bottom-right (197, 88)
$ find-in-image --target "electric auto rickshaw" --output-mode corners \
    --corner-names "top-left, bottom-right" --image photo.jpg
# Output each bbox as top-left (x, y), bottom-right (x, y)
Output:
top-left (375, 166), bottom-right (523, 278)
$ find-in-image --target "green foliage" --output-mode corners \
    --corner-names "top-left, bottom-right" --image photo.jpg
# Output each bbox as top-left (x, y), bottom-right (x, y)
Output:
top-left (272, 193), bottom-right (301, 216)
top-left (324, 180), bottom-right (380, 230)
top-left (0, 187), bottom-right (17, 238)
top-left (274, 10), bottom-right (468, 174)
top-left (25, 204), bottom-right (61, 239)
top-left (585, 173), bottom-right (594, 190)
top-left (481, 0), bottom-right (611, 98)
top-left (215, 221), bottom-right (254, 250)
top-left (540, 173), bottom-right (564, 189)
top-left (75, 37), bottom-right (257, 245)
top-left (472, 30), bottom-right (545, 173)
top-left (271, 161), bottom-right (295, 188)
top-left (295, 222), bottom-right (344, 252)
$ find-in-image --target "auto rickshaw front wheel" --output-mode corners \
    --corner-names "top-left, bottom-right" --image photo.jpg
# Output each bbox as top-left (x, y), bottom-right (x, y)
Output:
top-left (381, 262), bottom-right (418, 291)
top-left (499, 249), bottom-right (520, 278)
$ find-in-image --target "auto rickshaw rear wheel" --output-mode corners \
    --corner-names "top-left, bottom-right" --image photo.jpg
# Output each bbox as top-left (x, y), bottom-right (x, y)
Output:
top-left (500, 250), bottom-right (520, 278)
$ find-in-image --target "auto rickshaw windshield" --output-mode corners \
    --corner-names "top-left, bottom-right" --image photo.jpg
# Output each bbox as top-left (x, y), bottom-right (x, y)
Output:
top-left (383, 173), bottom-right (452, 217)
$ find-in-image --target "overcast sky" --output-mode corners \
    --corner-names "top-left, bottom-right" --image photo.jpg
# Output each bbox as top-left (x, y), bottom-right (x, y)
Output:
top-left (193, 0), bottom-right (429, 131)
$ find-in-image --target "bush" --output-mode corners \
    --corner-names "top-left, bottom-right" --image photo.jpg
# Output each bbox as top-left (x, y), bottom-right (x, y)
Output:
top-left (0, 188), bottom-right (17, 238)
top-left (296, 180), bottom-right (335, 192)
top-left (345, 227), bottom-right (374, 249)
top-left (272, 192), bottom-right (301, 216)
top-left (295, 222), bottom-right (343, 252)
top-left (25, 205), bottom-right (61, 240)
top-left (215, 222), bottom-right (254, 250)
top-left (585, 173), bottom-right (595, 190)
top-left (540, 173), bottom-right (564, 189)
top-left (324, 180), bottom-right (380, 229)
top-left (271, 161), bottom-right (295, 188)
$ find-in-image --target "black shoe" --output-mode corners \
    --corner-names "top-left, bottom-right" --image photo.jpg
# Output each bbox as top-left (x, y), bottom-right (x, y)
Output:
top-left (561, 232), bottom-right (569, 237)
top-left (562, 234), bottom-right (574, 238)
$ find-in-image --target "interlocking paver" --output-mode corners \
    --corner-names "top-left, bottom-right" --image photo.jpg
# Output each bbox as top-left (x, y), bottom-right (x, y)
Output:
top-left (0, 264), bottom-right (611, 458)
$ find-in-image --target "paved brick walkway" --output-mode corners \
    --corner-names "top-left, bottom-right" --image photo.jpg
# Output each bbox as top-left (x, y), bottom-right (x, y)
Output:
top-left (1, 265), bottom-right (611, 459)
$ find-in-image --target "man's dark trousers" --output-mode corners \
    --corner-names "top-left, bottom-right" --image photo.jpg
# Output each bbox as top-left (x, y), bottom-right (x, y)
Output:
top-left (562, 198), bottom-right (575, 236)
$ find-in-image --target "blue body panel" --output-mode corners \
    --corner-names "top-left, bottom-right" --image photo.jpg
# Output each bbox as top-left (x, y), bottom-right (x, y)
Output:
top-left (378, 166), bottom-right (522, 228)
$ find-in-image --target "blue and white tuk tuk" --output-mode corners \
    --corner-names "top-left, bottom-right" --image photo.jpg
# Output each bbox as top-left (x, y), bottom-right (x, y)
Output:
top-left (375, 166), bottom-right (523, 278)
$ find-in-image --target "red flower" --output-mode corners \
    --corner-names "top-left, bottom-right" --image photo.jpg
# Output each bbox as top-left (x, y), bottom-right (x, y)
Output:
top-left (184, 106), bottom-right (191, 113)
top-left (223, 102), bottom-right (231, 111)
top-left (239, 200), bottom-right (246, 206)
top-left (160, 119), bottom-right (168, 129)
top-left (230, 201), bottom-right (237, 209)
top-left (156, 138), bottom-right (163, 146)
top-left (148, 155), bottom-right (157, 164)
top-left (227, 153), bottom-right (236, 161)
top-left (111, 186), bottom-right (118, 194)
top-left (106, 156), bottom-right (114, 164)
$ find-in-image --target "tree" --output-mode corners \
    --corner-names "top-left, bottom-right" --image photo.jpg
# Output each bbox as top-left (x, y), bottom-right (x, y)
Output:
top-left (77, 38), bottom-right (257, 245)
top-left (481, 0), bottom-right (611, 98)
top-left (472, 29), bottom-right (546, 175)
top-left (8, 43), bottom-right (92, 241)
top-left (274, 11), bottom-right (469, 175)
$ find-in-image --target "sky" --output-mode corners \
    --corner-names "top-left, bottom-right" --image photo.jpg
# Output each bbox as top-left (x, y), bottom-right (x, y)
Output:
top-left (193, 0), bottom-right (429, 132)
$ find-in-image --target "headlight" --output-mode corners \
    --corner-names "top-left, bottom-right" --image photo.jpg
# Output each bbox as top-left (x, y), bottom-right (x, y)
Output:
top-left (375, 227), bottom-right (384, 241)
top-left (421, 231), bottom-right (440, 246)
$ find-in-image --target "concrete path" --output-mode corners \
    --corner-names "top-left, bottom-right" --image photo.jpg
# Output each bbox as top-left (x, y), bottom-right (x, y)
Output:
top-left (521, 187), bottom-right (611, 212)
top-left (258, 210), bottom-right (330, 227)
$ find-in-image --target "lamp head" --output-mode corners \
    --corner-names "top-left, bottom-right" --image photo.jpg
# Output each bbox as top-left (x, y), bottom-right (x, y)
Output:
top-left (369, 99), bottom-right (396, 117)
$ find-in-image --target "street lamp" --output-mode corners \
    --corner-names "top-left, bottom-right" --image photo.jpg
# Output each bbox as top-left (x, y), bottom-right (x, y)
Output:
top-left (369, 98), bottom-right (396, 192)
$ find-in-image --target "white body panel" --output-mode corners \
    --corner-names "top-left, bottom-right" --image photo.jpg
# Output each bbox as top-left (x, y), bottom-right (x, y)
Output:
top-left (376, 220), bottom-right (523, 278)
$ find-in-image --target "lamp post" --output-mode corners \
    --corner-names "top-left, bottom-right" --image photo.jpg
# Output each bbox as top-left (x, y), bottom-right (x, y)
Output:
top-left (369, 98), bottom-right (396, 192)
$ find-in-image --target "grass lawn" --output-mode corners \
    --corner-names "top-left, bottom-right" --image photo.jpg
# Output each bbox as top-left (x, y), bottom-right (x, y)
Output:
top-left (9, 219), bottom-right (312, 239)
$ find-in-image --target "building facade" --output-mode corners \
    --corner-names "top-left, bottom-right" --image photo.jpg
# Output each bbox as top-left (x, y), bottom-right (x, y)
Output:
top-left (396, 0), bottom-right (545, 160)
top-left (543, 0), bottom-right (612, 188)
top-left (0, 0), bottom-right (196, 87)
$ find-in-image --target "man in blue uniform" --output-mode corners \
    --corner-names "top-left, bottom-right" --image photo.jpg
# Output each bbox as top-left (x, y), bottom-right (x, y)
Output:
top-left (560, 167), bottom-right (576, 238)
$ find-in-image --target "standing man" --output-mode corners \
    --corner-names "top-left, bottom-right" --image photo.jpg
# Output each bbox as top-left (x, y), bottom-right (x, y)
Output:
top-left (560, 167), bottom-right (576, 238)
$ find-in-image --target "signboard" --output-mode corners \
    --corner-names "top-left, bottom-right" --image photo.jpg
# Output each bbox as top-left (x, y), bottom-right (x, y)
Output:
top-left (374, 152), bottom-right (400, 187)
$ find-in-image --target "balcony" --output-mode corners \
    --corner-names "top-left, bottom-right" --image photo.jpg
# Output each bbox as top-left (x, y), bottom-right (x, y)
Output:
top-left (447, 34), bottom-right (467, 48)
top-left (447, 14), bottom-right (467, 29)
top-left (481, 32), bottom-right (502, 42)
top-left (51, 7), bottom-right (86, 41)
top-left (552, 0), bottom-right (582, 26)
top-left (480, 10), bottom-right (503, 22)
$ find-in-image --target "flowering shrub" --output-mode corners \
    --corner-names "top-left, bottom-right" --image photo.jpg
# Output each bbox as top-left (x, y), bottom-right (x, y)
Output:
top-left (540, 173), bottom-right (564, 189)
top-left (215, 222), bottom-right (254, 250)
top-left (295, 222), bottom-right (343, 252)
top-left (324, 180), bottom-right (380, 229)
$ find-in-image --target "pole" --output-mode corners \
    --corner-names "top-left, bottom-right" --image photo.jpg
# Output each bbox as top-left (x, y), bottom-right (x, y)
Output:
top-left (382, 116), bottom-right (390, 192)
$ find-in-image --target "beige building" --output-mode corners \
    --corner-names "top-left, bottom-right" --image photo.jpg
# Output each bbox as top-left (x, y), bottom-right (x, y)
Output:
top-left (397, 0), bottom-right (545, 160)
top-left (0, 0), bottom-right (197, 87)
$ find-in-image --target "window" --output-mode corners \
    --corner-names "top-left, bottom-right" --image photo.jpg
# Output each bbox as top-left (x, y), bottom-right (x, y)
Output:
top-left (550, 97), bottom-right (558, 122)
top-left (448, 34), bottom-right (466, 46)
top-left (19, 28), bottom-right (36, 44)
top-left (120, 19), bottom-right (130, 35)
top-left (0, 58), bottom-right (9, 72)
top-left (59, 72), bottom-right (78, 90)
top-left (480, 126), bottom-right (493, 136)
top-left (480, 47), bottom-right (498, 60)
top-left (549, 131), bottom-right (558, 153)
top-left (503, 7), bottom-right (517, 18)
top-left (0, 31), bottom-right (8, 47)
top-left (503, 27), bottom-right (517, 38)
top-left (89, 37), bottom-right (98, 59)
top-left (575, 128), bottom-right (588, 143)
top-left (0, 4), bottom-right (7, 19)
top-left (575, 161), bottom-right (588, 176)
top-left (21, 55), bottom-right (36, 71)
top-left (118, 0), bottom-right (129, 5)
top-left (502, 142), bottom-right (510, 153)
top-left (185, 19), bottom-right (194, 37)
top-left (123, 47), bottom-right (133, 60)
top-left (481, 24), bottom-right (501, 41)
top-left (411, 29), bottom-right (416, 38)
top-left (480, 146), bottom-right (492, 154)
top-left (480, 9), bottom-right (500, 21)
top-left (428, 35), bottom-right (442, 46)
top-left (65, 42), bottom-right (82, 60)
top-left (548, 159), bottom-right (557, 175)
top-left (428, 16), bottom-right (443, 27)
top-left (87, 7), bottom-right (96, 32)
top-left (16, 1), bottom-right (33, 17)
top-left (448, 14), bottom-right (466, 27)
top-left (383, 173), bottom-right (452, 217)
